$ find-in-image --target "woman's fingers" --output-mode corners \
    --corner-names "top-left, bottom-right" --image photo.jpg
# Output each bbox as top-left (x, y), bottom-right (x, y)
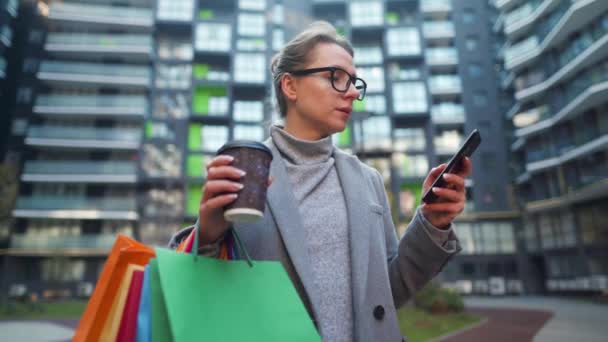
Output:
top-left (202, 180), bottom-right (243, 201)
top-left (442, 173), bottom-right (466, 192)
top-left (423, 164), bottom-right (446, 189)
top-left (421, 201), bottom-right (465, 215)
top-left (207, 165), bottom-right (246, 180)
top-left (431, 186), bottom-right (465, 203)
top-left (201, 193), bottom-right (239, 210)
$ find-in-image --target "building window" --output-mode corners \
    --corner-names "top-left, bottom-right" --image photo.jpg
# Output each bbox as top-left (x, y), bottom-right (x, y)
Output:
top-left (195, 23), bottom-right (231, 52)
top-left (239, 0), bottom-right (266, 11)
top-left (273, 29), bottom-right (284, 51)
top-left (462, 8), bottom-right (476, 24)
top-left (234, 125), bottom-right (264, 141)
top-left (468, 63), bottom-right (483, 78)
top-left (155, 64), bottom-right (191, 89)
top-left (360, 116), bottom-right (391, 149)
top-left (42, 259), bottom-right (86, 283)
top-left (238, 13), bottom-right (266, 37)
top-left (392, 82), bottom-right (428, 114)
top-left (273, 4), bottom-right (284, 24)
top-left (237, 38), bottom-right (266, 51)
top-left (394, 128), bottom-right (426, 151)
top-left (386, 27), bottom-right (421, 56)
top-left (233, 101), bottom-right (264, 122)
top-left (393, 153), bottom-right (429, 178)
top-left (354, 46), bottom-right (383, 65)
top-left (465, 35), bottom-right (479, 51)
top-left (158, 35), bottom-right (193, 61)
top-left (157, 0), bottom-right (194, 21)
top-left (234, 53), bottom-right (266, 83)
top-left (154, 93), bottom-right (189, 119)
top-left (350, 2), bottom-right (383, 27)
top-left (358, 66), bottom-right (385, 92)
top-left (472, 91), bottom-right (488, 106)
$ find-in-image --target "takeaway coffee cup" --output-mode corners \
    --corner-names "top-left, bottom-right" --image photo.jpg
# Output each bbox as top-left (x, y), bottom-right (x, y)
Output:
top-left (217, 141), bottom-right (273, 223)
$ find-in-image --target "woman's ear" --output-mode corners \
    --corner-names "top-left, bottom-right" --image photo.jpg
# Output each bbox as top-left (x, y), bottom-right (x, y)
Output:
top-left (280, 74), bottom-right (297, 102)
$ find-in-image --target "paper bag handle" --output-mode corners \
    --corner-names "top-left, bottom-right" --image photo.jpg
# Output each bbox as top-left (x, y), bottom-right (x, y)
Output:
top-left (192, 220), bottom-right (253, 267)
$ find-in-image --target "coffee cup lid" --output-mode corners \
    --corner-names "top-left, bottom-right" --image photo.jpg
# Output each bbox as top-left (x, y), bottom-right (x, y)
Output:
top-left (217, 140), bottom-right (272, 157)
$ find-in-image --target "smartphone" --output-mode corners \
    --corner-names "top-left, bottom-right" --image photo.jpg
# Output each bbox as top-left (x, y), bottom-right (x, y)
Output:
top-left (421, 129), bottom-right (481, 204)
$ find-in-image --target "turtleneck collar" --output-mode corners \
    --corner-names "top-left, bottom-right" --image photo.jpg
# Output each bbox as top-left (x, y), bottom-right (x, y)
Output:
top-left (270, 125), bottom-right (334, 165)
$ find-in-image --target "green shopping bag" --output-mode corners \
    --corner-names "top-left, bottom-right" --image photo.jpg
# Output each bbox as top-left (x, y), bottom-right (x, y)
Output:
top-left (151, 224), bottom-right (321, 342)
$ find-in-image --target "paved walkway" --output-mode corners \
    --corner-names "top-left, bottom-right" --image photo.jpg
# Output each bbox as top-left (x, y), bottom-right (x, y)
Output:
top-left (1, 296), bottom-right (607, 341)
top-left (436, 296), bottom-right (608, 342)
top-left (0, 320), bottom-right (77, 342)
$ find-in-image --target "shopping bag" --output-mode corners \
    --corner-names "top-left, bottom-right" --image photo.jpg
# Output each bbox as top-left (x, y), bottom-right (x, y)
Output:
top-left (117, 268), bottom-right (145, 342)
top-left (153, 223), bottom-right (321, 342)
top-left (100, 264), bottom-right (144, 341)
top-left (73, 235), bottom-right (155, 342)
top-left (136, 265), bottom-right (152, 342)
top-left (150, 258), bottom-right (172, 342)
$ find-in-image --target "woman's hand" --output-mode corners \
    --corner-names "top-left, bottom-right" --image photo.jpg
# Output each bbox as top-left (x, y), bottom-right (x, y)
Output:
top-left (198, 155), bottom-right (273, 244)
top-left (420, 157), bottom-right (472, 229)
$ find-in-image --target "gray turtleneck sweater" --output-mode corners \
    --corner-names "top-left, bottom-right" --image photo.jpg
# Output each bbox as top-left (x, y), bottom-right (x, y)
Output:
top-left (270, 126), bottom-right (353, 342)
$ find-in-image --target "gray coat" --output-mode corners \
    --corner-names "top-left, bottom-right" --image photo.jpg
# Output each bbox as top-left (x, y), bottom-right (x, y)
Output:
top-left (169, 141), bottom-right (460, 342)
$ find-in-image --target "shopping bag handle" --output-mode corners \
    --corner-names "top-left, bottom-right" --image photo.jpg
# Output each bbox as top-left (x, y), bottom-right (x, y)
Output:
top-left (193, 220), bottom-right (253, 267)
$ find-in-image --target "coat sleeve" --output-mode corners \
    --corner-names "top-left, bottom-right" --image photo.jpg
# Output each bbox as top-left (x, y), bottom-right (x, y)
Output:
top-left (167, 220), bottom-right (225, 256)
top-left (371, 170), bottom-right (461, 308)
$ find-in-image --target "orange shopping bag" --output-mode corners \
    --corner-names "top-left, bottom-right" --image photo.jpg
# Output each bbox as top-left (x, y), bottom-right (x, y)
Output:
top-left (73, 234), bottom-right (155, 342)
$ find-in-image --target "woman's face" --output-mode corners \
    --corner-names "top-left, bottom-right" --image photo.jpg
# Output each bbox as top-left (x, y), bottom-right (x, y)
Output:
top-left (283, 42), bottom-right (361, 141)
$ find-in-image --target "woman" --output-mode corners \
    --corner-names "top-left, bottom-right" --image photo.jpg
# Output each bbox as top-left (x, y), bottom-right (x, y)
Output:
top-left (170, 21), bottom-right (471, 342)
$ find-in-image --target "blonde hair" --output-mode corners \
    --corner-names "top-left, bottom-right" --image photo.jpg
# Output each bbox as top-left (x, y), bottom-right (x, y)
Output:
top-left (270, 21), bottom-right (354, 117)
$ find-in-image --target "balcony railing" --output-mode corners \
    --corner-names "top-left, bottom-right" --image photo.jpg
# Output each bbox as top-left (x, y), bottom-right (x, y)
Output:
top-left (421, 0), bottom-right (451, 13)
top-left (425, 48), bottom-right (458, 66)
top-left (431, 103), bottom-right (465, 123)
top-left (423, 22), bottom-right (455, 39)
top-left (504, 0), bottom-right (548, 30)
top-left (27, 126), bottom-right (141, 142)
top-left (11, 234), bottom-right (116, 250)
top-left (45, 33), bottom-right (152, 55)
top-left (49, 2), bottom-right (153, 28)
top-left (15, 196), bottom-right (136, 212)
top-left (428, 76), bottom-right (462, 95)
top-left (504, 36), bottom-right (539, 69)
top-left (38, 61), bottom-right (151, 87)
top-left (34, 94), bottom-right (148, 116)
top-left (23, 161), bottom-right (136, 176)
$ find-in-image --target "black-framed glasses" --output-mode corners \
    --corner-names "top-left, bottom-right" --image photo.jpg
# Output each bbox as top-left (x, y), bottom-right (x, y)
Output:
top-left (288, 66), bottom-right (367, 101)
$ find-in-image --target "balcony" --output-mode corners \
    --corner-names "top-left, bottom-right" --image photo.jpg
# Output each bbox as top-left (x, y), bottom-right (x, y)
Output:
top-left (504, 0), bottom-right (558, 39)
top-left (10, 234), bottom-right (116, 253)
top-left (428, 75), bottom-right (462, 96)
top-left (503, 0), bottom-right (608, 72)
top-left (13, 196), bottom-right (138, 220)
top-left (504, 36), bottom-right (540, 70)
top-left (45, 33), bottom-right (152, 59)
top-left (516, 26), bottom-right (608, 102)
top-left (34, 94), bottom-right (147, 118)
top-left (422, 22), bottom-right (455, 40)
top-left (525, 133), bottom-right (608, 175)
top-left (25, 126), bottom-right (141, 150)
top-left (495, 0), bottom-right (524, 11)
top-left (431, 103), bottom-right (465, 124)
top-left (516, 67), bottom-right (608, 137)
top-left (48, 2), bottom-right (153, 30)
top-left (38, 61), bottom-right (151, 89)
top-left (425, 48), bottom-right (458, 67)
top-left (21, 161), bottom-right (137, 183)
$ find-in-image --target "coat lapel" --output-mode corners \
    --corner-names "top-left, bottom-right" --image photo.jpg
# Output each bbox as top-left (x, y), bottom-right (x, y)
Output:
top-left (334, 150), bottom-right (371, 317)
top-left (264, 141), bottom-right (321, 319)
